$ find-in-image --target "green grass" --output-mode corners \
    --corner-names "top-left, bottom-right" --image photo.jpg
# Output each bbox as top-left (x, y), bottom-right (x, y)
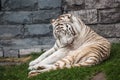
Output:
top-left (0, 43), bottom-right (120, 80)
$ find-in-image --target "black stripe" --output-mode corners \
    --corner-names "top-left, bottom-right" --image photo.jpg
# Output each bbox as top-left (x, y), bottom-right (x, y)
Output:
top-left (76, 53), bottom-right (89, 63)
top-left (98, 44), bottom-right (108, 57)
top-left (61, 59), bottom-right (67, 67)
top-left (90, 47), bottom-right (103, 59)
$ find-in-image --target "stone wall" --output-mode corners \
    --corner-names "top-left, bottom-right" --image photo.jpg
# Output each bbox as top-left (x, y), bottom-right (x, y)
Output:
top-left (0, 0), bottom-right (120, 57)
top-left (63, 0), bottom-right (120, 43)
top-left (0, 0), bottom-right (62, 57)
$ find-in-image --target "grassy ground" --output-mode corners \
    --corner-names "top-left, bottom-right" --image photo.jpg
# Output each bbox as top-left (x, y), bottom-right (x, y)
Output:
top-left (0, 43), bottom-right (120, 80)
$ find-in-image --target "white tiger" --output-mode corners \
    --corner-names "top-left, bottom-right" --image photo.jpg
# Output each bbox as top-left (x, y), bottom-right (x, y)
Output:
top-left (28, 14), bottom-right (111, 77)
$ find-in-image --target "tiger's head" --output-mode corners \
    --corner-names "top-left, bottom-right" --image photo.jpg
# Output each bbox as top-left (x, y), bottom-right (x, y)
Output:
top-left (51, 14), bottom-right (78, 47)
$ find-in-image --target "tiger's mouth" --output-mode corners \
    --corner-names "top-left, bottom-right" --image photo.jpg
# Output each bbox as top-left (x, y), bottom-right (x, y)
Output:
top-left (60, 36), bottom-right (74, 48)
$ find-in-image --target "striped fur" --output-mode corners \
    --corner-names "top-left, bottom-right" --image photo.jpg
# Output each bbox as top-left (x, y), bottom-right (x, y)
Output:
top-left (28, 14), bottom-right (111, 77)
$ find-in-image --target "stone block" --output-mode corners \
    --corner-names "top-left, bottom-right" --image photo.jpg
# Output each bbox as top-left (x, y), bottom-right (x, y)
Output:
top-left (39, 37), bottom-right (55, 45)
top-left (0, 62), bottom-right (21, 66)
top-left (32, 10), bottom-right (61, 24)
top-left (0, 0), bottom-right (1, 10)
top-left (19, 48), bottom-right (41, 57)
top-left (0, 38), bottom-right (39, 49)
top-left (63, 0), bottom-right (85, 11)
top-left (85, 0), bottom-right (120, 9)
top-left (24, 24), bottom-right (52, 36)
top-left (115, 23), bottom-right (120, 37)
top-left (114, 0), bottom-right (120, 8)
top-left (0, 39), bottom-right (12, 47)
top-left (69, 9), bottom-right (97, 24)
top-left (19, 45), bottom-right (52, 57)
top-left (0, 25), bottom-right (23, 39)
top-left (0, 10), bottom-right (61, 24)
top-left (38, 0), bottom-right (61, 9)
top-left (0, 11), bottom-right (32, 24)
top-left (115, 0), bottom-right (120, 2)
top-left (0, 37), bottom-right (55, 49)
top-left (9, 38), bottom-right (40, 49)
top-left (89, 24), bottom-right (116, 38)
top-left (107, 38), bottom-right (120, 43)
top-left (64, 0), bottom-right (84, 6)
top-left (1, 0), bottom-right (38, 11)
top-left (0, 48), bottom-right (3, 57)
top-left (3, 48), bottom-right (19, 58)
top-left (1, 37), bottom-right (54, 57)
top-left (98, 8), bottom-right (120, 24)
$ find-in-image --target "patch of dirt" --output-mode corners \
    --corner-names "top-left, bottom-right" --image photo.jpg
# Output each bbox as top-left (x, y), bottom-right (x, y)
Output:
top-left (91, 72), bottom-right (106, 80)
top-left (0, 56), bottom-right (31, 66)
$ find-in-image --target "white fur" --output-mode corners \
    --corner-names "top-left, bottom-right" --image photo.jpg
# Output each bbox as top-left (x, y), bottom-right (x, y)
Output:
top-left (28, 14), bottom-right (110, 77)
top-left (28, 14), bottom-right (86, 71)
top-left (28, 47), bottom-right (69, 70)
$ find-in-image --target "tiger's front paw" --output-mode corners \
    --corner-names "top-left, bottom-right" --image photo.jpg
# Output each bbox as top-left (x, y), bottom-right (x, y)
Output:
top-left (28, 70), bottom-right (40, 78)
top-left (28, 64), bottom-right (46, 70)
top-left (28, 66), bottom-right (35, 70)
top-left (29, 60), bottom-right (39, 66)
top-left (28, 66), bottom-right (38, 70)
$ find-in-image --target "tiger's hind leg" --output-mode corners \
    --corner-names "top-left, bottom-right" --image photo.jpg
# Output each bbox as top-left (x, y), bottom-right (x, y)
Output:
top-left (76, 56), bottom-right (100, 67)
top-left (57, 56), bottom-right (99, 68)
top-left (52, 51), bottom-right (101, 68)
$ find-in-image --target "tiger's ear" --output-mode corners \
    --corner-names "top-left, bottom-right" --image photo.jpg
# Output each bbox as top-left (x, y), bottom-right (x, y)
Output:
top-left (66, 13), bottom-right (73, 23)
top-left (50, 19), bottom-right (55, 23)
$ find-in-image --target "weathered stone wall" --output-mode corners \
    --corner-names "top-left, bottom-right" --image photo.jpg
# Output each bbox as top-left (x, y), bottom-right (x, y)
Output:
top-left (0, 0), bottom-right (62, 57)
top-left (0, 0), bottom-right (120, 57)
top-left (63, 0), bottom-right (120, 43)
